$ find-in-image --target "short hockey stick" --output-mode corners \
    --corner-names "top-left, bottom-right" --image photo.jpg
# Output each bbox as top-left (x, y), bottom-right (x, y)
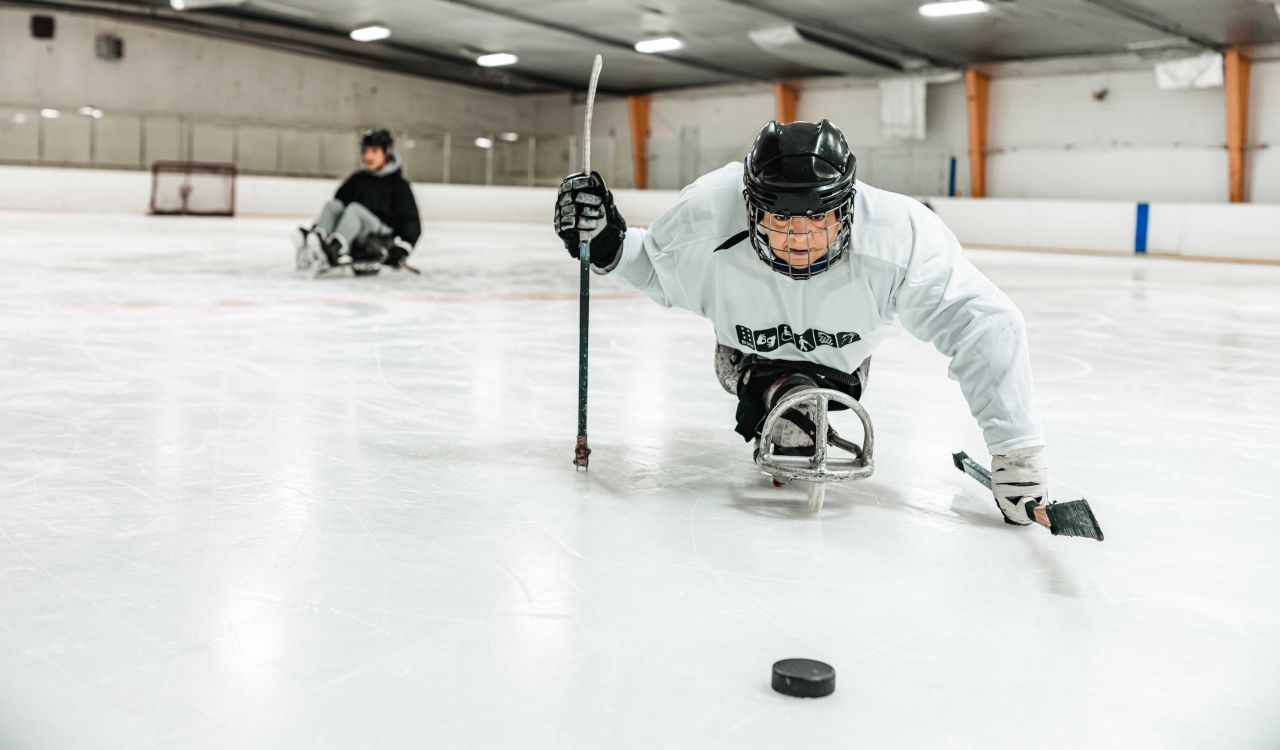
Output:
top-left (952, 451), bottom-right (1104, 541)
top-left (573, 54), bottom-right (604, 471)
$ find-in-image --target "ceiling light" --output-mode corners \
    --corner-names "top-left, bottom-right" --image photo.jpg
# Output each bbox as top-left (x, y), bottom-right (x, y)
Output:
top-left (78, 106), bottom-right (103, 118)
top-left (12, 113), bottom-right (28, 125)
top-left (918, 1), bottom-right (990, 18)
top-left (474, 137), bottom-right (494, 149)
top-left (634, 37), bottom-right (684, 54)
top-left (350, 25), bottom-right (391, 42)
top-left (476, 52), bottom-right (518, 67)
top-left (169, 0), bottom-right (247, 9)
top-left (499, 132), bottom-right (519, 142)
top-left (40, 108), bottom-right (60, 119)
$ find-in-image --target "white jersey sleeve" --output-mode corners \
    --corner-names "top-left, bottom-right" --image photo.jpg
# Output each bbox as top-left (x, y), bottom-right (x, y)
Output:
top-left (602, 167), bottom-right (742, 315)
top-left (892, 201), bottom-right (1044, 453)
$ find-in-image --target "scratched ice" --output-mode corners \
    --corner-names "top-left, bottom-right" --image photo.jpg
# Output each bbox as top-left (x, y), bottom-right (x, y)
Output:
top-left (0, 211), bottom-right (1277, 749)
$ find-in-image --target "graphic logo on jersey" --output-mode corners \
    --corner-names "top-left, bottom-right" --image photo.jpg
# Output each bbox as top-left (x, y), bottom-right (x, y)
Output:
top-left (736, 324), bottom-right (860, 353)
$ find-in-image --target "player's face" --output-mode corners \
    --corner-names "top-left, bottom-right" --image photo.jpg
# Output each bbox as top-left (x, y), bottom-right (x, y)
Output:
top-left (363, 146), bottom-right (387, 172)
top-left (761, 211), bottom-right (839, 268)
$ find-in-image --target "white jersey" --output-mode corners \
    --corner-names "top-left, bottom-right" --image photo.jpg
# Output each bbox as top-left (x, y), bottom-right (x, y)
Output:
top-left (603, 162), bottom-right (1043, 454)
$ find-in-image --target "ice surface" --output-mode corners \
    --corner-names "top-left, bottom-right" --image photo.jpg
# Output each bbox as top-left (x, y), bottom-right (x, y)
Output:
top-left (1, 211), bottom-right (1278, 749)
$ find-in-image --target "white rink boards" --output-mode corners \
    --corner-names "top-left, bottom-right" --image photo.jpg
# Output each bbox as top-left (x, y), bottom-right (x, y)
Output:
top-left (1, 212), bottom-right (1278, 749)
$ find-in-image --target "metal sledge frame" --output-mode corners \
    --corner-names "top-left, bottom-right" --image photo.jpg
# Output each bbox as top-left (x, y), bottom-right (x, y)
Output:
top-left (755, 387), bottom-right (875, 513)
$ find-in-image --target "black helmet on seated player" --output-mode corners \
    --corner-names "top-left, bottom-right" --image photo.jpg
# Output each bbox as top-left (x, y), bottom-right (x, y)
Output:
top-left (743, 119), bottom-right (856, 280)
top-left (361, 128), bottom-right (394, 153)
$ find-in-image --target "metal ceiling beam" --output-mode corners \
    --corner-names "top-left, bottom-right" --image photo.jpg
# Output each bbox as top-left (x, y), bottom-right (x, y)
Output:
top-left (1075, 0), bottom-right (1222, 50)
top-left (428, 0), bottom-right (766, 83)
top-left (2, 0), bottom-right (577, 92)
top-left (718, 0), bottom-right (963, 70)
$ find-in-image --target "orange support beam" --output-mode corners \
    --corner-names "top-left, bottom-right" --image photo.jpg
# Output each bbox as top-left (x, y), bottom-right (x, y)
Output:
top-left (1225, 49), bottom-right (1251, 203)
top-left (774, 82), bottom-right (798, 124)
top-left (964, 68), bottom-right (990, 198)
top-left (627, 94), bottom-right (650, 190)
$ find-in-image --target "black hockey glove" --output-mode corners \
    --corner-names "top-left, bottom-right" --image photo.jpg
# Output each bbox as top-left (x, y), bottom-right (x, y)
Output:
top-left (555, 171), bottom-right (626, 269)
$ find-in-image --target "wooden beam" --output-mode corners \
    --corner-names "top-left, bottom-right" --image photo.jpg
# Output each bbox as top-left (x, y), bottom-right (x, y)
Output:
top-left (1225, 49), bottom-right (1251, 203)
top-left (628, 94), bottom-right (651, 190)
top-left (964, 68), bottom-right (990, 199)
top-left (774, 82), bottom-right (799, 124)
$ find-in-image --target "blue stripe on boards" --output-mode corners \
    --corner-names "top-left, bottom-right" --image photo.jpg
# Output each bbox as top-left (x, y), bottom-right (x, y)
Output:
top-left (1135, 203), bottom-right (1149, 254)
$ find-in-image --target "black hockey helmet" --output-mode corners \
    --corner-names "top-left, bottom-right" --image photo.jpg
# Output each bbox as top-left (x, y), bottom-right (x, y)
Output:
top-left (361, 128), bottom-right (394, 153)
top-left (743, 119), bottom-right (856, 279)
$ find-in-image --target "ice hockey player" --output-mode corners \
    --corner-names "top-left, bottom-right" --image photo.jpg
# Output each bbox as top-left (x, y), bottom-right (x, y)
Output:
top-left (294, 128), bottom-right (421, 275)
top-left (554, 119), bottom-right (1048, 527)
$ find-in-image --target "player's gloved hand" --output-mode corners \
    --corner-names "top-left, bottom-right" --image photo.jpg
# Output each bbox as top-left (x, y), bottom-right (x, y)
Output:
top-left (555, 171), bottom-right (626, 269)
top-left (991, 446), bottom-right (1048, 525)
top-left (386, 237), bottom-right (413, 269)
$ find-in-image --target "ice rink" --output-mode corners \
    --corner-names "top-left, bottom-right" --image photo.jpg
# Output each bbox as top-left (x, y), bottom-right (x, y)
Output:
top-left (2, 211), bottom-right (1278, 749)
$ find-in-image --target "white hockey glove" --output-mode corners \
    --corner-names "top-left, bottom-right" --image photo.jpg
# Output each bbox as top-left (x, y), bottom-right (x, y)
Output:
top-left (990, 446), bottom-right (1048, 526)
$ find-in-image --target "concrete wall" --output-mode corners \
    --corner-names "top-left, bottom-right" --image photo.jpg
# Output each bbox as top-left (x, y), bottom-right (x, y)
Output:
top-left (532, 58), bottom-right (1279, 204)
top-left (0, 8), bottom-right (515, 132)
top-left (0, 7), bottom-right (534, 181)
top-left (551, 80), bottom-right (966, 196)
top-left (4, 7), bottom-right (1278, 203)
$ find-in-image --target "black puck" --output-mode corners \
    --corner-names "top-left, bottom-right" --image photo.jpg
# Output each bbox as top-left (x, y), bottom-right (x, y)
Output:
top-left (771, 658), bottom-right (835, 698)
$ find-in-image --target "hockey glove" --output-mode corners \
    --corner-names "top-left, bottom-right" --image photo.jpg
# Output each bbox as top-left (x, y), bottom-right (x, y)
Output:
top-left (555, 171), bottom-right (626, 269)
top-left (991, 446), bottom-right (1048, 525)
top-left (386, 237), bottom-right (413, 269)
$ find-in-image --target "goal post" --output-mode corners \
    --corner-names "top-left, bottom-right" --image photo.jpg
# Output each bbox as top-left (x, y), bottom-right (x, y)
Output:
top-left (149, 161), bottom-right (237, 217)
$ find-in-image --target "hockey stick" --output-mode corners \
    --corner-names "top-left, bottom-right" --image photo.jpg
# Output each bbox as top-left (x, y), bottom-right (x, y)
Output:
top-left (952, 451), bottom-right (1104, 541)
top-left (573, 54), bottom-right (604, 471)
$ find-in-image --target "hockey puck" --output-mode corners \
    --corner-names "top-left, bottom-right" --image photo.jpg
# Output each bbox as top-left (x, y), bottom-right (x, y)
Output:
top-left (771, 658), bottom-right (835, 698)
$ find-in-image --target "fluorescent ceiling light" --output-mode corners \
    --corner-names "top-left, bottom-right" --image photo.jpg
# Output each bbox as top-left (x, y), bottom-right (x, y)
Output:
top-left (474, 137), bottom-right (494, 149)
top-left (499, 132), bottom-right (519, 142)
top-left (12, 113), bottom-right (28, 125)
top-left (170, 0), bottom-right (247, 9)
top-left (40, 108), bottom-right (60, 119)
top-left (350, 25), bottom-right (391, 42)
top-left (476, 52), bottom-right (518, 67)
top-left (634, 37), bottom-right (684, 54)
top-left (78, 106), bottom-right (103, 118)
top-left (919, 1), bottom-right (989, 18)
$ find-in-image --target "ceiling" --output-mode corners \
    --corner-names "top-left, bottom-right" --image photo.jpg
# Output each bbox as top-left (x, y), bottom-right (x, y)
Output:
top-left (22, 0), bottom-right (1280, 93)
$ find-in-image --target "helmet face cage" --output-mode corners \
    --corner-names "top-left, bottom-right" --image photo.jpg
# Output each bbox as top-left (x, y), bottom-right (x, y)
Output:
top-left (744, 191), bottom-right (854, 281)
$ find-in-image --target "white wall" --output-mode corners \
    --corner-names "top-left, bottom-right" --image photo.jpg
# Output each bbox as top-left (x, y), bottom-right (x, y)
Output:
top-left (5, 165), bottom-right (1277, 263)
top-left (0, 165), bottom-right (681, 227)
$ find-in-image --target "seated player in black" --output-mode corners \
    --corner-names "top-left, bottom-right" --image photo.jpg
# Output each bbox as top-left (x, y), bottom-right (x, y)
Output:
top-left (294, 128), bottom-right (421, 276)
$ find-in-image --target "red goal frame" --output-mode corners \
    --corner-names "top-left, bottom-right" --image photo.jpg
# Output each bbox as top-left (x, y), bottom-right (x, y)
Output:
top-left (149, 161), bottom-right (237, 217)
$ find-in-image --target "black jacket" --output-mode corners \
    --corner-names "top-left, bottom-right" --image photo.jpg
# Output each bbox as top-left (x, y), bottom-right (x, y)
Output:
top-left (334, 157), bottom-right (421, 245)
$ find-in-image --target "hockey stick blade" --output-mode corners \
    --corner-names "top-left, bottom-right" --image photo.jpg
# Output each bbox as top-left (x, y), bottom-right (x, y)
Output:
top-left (951, 451), bottom-right (1104, 541)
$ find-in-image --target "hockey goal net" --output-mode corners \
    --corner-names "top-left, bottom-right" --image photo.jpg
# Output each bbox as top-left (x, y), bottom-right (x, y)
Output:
top-left (149, 161), bottom-right (237, 217)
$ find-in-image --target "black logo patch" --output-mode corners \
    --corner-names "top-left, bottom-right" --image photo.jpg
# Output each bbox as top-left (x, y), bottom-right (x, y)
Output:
top-left (736, 324), bottom-right (861, 353)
